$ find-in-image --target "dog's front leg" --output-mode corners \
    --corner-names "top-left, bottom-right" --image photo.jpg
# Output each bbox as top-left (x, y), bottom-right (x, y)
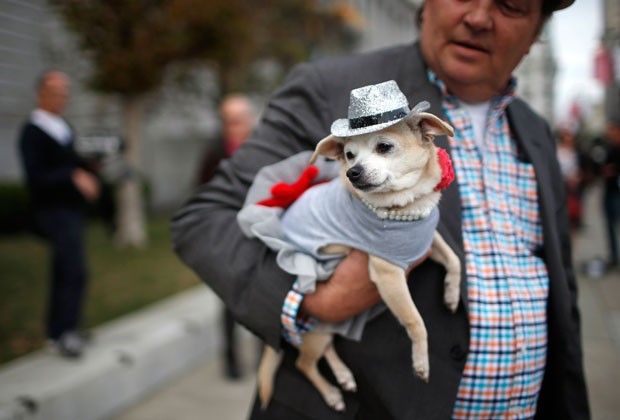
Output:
top-left (429, 231), bottom-right (461, 313)
top-left (368, 256), bottom-right (429, 382)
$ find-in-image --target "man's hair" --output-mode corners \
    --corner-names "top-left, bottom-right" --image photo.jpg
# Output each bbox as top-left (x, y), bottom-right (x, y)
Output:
top-left (35, 69), bottom-right (65, 92)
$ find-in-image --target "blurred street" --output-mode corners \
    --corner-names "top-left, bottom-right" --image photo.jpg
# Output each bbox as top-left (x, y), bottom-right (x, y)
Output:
top-left (113, 181), bottom-right (620, 420)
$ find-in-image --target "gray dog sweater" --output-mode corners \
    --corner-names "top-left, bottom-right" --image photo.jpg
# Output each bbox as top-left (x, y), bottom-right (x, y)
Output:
top-left (281, 178), bottom-right (439, 270)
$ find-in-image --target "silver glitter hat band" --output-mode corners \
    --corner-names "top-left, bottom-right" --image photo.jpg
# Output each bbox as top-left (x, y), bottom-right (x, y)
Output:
top-left (349, 107), bottom-right (409, 130)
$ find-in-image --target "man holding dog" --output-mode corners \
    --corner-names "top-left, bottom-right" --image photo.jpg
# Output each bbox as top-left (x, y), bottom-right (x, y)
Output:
top-left (173, 0), bottom-right (590, 418)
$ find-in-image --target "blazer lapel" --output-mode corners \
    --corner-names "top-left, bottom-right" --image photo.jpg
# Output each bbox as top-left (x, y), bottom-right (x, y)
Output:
top-left (507, 101), bottom-right (563, 272)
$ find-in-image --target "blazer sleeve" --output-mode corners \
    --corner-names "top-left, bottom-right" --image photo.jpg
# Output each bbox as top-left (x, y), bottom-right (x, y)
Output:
top-left (171, 63), bottom-right (333, 349)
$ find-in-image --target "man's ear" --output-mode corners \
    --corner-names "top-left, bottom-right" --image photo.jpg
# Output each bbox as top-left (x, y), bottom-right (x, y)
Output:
top-left (405, 112), bottom-right (454, 142)
top-left (309, 135), bottom-right (344, 164)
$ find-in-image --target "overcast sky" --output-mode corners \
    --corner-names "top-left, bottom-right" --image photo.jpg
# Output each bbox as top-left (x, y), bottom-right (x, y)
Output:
top-left (551, 0), bottom-right (604, 123)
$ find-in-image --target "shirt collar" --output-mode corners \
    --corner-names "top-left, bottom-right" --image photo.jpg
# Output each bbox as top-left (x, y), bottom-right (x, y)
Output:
top-left (30, 109), bottom-right (72, 145)
top-left (427, 70), bottom-right (517, 113)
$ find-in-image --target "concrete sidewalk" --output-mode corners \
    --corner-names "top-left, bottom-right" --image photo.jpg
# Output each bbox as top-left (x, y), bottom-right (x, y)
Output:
top-left (0, 286), bottom-right (229, 420)
top-left (1, 183), bottom-right (619, 420)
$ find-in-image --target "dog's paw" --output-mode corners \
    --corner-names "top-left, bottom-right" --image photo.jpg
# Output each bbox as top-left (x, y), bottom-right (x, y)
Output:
top-left (444, 274), bottom-right (460, 313)
top-left (412, 352), bottom-right (430, 383)
top-left (332, 366), bottom-right (357, 393)
top-left (338, 373), bottom-right (358, 393)
top-left (323, 386), bottom-right (346, 412)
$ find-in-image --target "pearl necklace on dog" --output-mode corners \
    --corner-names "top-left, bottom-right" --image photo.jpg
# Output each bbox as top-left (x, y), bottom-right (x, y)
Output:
top-left (360, 197), bottom-right (432, 221)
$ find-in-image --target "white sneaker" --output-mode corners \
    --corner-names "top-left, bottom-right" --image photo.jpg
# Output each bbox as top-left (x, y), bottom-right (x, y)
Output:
top-left (47, 331), bottom-right (85, 359)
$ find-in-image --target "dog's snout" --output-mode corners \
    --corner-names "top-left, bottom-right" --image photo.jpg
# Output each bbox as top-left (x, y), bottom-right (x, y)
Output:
top-left (346, 165), bottom-right (363, 181)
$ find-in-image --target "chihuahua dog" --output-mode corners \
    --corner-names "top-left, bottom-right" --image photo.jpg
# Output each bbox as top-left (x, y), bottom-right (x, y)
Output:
top-left (255, 82), bottom-right (461, 412)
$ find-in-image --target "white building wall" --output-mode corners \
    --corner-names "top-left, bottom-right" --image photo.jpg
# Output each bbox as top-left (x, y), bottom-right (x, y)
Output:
top-left (515, 34), bottom-right (557, 125)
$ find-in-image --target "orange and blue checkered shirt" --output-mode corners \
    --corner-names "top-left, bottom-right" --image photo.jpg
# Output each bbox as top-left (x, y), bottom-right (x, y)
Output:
top-left (281, 72), bottom-right (550, 419)
top-left (429, 71), bottom-right (549, 419)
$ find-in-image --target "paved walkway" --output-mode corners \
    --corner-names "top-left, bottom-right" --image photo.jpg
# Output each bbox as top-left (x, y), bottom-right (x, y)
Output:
top-left (113, 331), bottom-right (259, 420)
top-left (114, 183), bottom-right (620, 420)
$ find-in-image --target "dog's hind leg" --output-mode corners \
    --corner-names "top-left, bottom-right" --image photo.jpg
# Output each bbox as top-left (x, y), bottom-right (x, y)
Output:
top-left (368, 255), bottom-right (429, 382)
top-left (429, 231), bottom-right (461, 313)
top-left (324, 343), bottom-right (357, 392)
top-left (296, 332), bottom-right (346, 411)
top-left (257, 345), bottom-right (283, 409)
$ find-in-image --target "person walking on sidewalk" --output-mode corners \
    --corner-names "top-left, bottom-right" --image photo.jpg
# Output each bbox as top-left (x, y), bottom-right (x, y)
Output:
top-left (18, 70), bottom-right (100, 358)
top-left (172, 0), bottom-right (590, 418)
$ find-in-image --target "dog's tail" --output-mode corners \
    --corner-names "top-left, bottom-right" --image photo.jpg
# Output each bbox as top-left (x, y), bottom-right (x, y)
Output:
top-left (257, 345), bottom-right (283, 409)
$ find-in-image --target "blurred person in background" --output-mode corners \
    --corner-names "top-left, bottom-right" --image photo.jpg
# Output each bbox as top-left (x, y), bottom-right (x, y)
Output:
top-left (556, 127), bottom-right (585, 238)
top-left (18, 70), bottom-right (100, 359)
top-left (173, 0), bottom-right (590, 418)
top-left (602, 121), bottom-right (620, 269)
top-left (196, 94), bottom-right (257, 379)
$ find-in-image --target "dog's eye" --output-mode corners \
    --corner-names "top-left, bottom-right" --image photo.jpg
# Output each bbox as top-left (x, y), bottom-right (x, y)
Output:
top-left (376, 142), bottom-right (393, 154)
top-left (345, 151), bottom-right (355, 160)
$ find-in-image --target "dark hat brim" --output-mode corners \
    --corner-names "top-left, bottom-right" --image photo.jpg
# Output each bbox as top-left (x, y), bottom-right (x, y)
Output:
top-left (553, 0), bottom-right (575, 11)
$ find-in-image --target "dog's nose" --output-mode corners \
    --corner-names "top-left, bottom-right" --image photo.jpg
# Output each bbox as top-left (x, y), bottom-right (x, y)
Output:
top-left (346, 165), bottom-right (363, 181)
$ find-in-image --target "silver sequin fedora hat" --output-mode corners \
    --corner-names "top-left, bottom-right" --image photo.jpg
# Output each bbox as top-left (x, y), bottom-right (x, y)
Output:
top-left (330, 80), bottom-right (429, 138)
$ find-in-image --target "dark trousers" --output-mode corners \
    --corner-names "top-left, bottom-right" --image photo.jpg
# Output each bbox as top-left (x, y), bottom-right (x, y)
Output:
top-left (604, 191), bottom-right (620, 265)
top-left (36, 207), bottom-right (88, 339)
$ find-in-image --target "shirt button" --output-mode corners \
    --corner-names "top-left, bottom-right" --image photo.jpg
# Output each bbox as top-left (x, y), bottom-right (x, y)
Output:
top-left (450, 345), bottom-right (467, 361)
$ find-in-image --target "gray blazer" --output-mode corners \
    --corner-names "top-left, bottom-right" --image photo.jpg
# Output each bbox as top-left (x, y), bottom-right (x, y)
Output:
top-left (172, 42), bottom-right (590, 419)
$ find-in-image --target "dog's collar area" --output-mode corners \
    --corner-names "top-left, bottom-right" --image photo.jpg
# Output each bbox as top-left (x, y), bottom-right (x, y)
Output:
top-left (360, 197), bottom-right (432, 221)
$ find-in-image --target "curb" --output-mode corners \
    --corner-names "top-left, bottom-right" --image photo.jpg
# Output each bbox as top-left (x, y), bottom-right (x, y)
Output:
top-left (0, 286), bottom-right (222, 420)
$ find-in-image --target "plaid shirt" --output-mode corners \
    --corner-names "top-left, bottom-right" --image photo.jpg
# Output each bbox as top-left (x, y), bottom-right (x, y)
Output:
top-left (429, 71), bottom-right (549, 419)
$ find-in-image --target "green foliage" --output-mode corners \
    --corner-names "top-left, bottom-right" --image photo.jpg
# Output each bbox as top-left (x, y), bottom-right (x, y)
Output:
top-left (0, 216), bottom-right (200, 364)
top-left (53, 0), bottom-right (254, 94)
top-left (51, 0), bottom-right (360, 95)
top-left (0, 182), bottom-right (32, 234)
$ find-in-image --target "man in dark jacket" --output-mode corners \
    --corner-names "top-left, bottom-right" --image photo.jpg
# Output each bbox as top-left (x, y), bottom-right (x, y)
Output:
top-left (172, 0), bottom-right (590, 418)
top-left (18, 70), bottom-right (100, 358)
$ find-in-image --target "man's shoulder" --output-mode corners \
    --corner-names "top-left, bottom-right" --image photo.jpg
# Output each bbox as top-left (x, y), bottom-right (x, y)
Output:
top-left (19, 120), bottom-right (40, 140)
top-left (308, 43), bottom-right (418, 84)
top-left (313, 43), bottom-right (416, 70)
top-left (19, 120), bottom-right (54, 141)
top-left (288, 42), bottom-right (421, 114)
top-left (508, 97), bottom-right (547, 125)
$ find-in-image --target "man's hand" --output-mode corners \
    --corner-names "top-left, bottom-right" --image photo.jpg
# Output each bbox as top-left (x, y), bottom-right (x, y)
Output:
top-left (72, 168), bottom-right (100, 202)
top-left (300, 249), bottom-right (431, 323)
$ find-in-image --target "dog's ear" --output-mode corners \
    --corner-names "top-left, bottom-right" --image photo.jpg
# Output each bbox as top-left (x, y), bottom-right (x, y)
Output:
top-left (309, 135), bottom-right (344, 164)
top-left (406, 112), bottom-right (454, 142)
